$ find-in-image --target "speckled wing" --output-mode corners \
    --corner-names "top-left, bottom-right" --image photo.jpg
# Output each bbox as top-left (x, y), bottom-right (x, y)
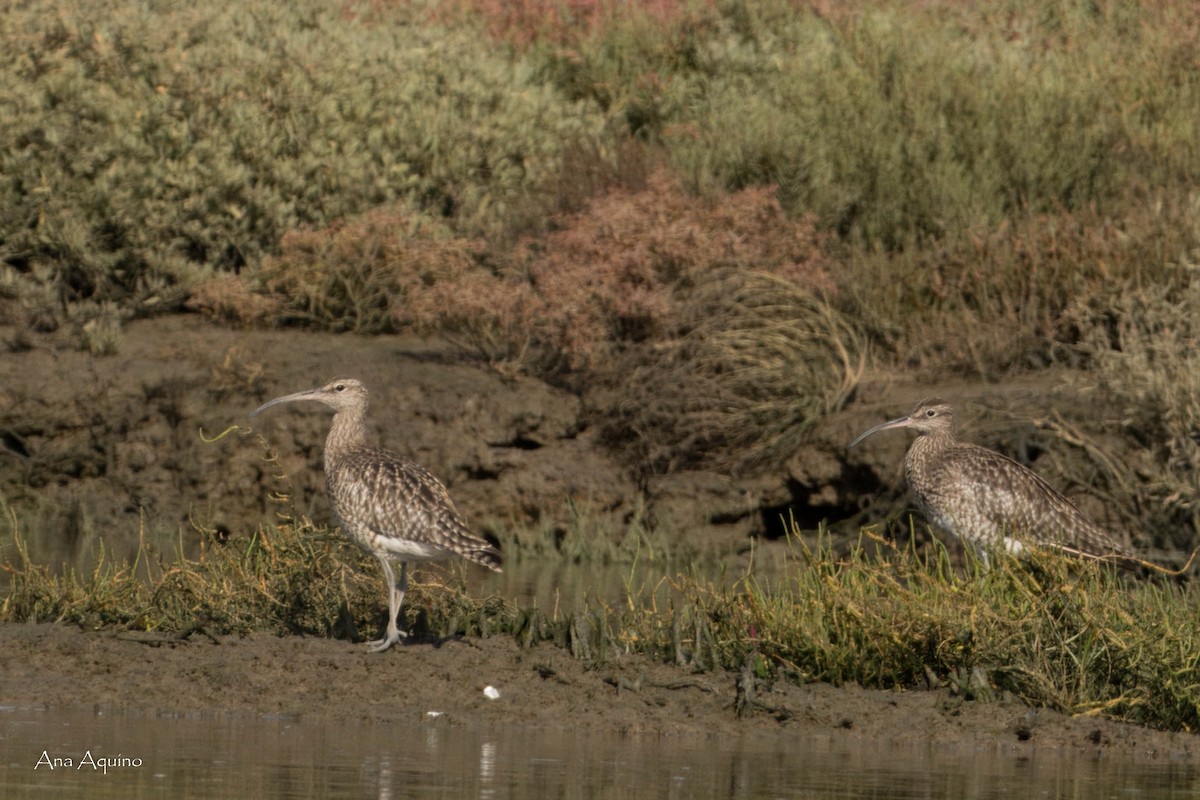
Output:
top-left (928, 443), bottom-right (1130, 558)
top-left (326, 446), bottom-right (502, 570)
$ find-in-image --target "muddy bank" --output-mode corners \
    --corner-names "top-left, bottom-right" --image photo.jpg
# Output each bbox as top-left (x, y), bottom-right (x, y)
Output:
top-left (0, 315), bottom-right (812, 569)
top-left (0, 314), bottom-right (1132, 574)
top-left (1, 622), bottom-right (1195, 761)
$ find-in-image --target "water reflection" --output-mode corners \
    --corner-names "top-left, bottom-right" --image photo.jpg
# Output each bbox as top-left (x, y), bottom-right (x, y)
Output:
top-left (476, 539), bottom-right (796, 615)
top-left (1, 705), bottom-right (1197, 799)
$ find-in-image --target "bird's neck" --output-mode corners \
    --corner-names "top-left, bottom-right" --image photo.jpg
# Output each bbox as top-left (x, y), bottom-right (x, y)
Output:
top-left (904, 429), bottom-right (955, 486)
top-left (324, 407), bottom-right (367, 467)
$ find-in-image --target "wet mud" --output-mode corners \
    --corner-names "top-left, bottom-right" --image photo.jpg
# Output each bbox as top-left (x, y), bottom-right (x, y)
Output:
top-left (1, 623), bottom-right (1196, 761)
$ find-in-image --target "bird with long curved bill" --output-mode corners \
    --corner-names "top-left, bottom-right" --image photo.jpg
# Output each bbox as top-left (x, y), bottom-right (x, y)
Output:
top-left (251, 378), bottom-right (502, 652)
top-left (848, 398), bottom-right (1133, 567)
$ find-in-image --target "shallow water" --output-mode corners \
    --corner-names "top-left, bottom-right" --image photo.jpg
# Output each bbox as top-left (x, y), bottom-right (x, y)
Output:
top-left (476, 537), bottom-right (797, 616)
top-left (2, 705), bottom-right (1197, 799)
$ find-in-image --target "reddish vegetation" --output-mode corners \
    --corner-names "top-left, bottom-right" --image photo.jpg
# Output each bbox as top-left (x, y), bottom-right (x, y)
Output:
top-left (405, 170), bottom-right (833, 373)
top-left (180, 170), bottom-right (847, 474)
top-left (191, 170), bottom-right (835, 377)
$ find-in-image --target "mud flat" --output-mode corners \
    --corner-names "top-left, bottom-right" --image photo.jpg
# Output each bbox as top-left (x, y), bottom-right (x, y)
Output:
top-left (1, 622), bottom-right (1196, 762)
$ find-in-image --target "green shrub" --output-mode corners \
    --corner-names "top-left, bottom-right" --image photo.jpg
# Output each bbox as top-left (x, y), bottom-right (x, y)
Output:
top-left (845, 201), bottom-right (1199, 377)
top-left (0, 0), bottom-right (605, 332)
top-left (513, 0), bottom-right (1200, 248)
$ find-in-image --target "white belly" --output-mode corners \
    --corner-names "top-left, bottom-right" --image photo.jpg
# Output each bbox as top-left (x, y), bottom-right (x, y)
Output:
top-left (374, 536), bottom-right (450, 562)
top-left (1001, 536), bottom-right (1025, 555)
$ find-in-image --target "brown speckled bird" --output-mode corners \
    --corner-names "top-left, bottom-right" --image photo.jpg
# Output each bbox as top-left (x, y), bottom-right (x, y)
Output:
top-left (251, 378), bottom-right (502, 652)
top-left (849, 398), bottom-right (1132, 566)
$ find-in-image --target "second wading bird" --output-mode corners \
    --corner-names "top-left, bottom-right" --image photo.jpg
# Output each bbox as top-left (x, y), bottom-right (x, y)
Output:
top-left (848, 398), bottom-right (1133, 567)
top-left (251, 378), bottom-right (502, 652)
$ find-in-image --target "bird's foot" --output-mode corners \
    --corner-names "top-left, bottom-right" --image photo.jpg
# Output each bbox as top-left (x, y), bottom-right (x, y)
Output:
top-left (366, 628), bottom-right (407, 653)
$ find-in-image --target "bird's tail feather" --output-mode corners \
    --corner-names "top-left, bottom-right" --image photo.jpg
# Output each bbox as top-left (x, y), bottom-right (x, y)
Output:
top-left (470, 545), bottom-right (503, 572)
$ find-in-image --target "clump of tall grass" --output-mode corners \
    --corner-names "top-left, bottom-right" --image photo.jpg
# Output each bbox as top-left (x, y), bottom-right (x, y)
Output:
top-left (401, 170), bottom-right (859, 474)
top-left (609, 270), bottom-right (863, 475)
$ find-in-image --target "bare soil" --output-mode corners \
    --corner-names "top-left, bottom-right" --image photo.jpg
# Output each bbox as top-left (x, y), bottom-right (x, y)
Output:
top-left (1, 622), bottom-right (1196, 761)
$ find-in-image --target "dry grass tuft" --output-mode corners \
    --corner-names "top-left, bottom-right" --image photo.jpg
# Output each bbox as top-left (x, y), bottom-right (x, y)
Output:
top-left (609, 270), bottom-right (863, 475)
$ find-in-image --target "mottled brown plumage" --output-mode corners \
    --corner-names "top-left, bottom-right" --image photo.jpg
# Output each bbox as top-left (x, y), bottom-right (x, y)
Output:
top-left (251, 378), bottom-right (501, 652)
top-left (849, 398), bottom-right (1132, 566)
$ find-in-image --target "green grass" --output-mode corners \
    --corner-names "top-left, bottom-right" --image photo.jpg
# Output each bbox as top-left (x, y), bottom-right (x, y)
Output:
top-left (4, 518), bottom-right (1198, 732)
top-left (631, 532), bottom-right (1200, 731)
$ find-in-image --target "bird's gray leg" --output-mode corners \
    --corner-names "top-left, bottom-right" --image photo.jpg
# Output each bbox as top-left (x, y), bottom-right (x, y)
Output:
top-left (394, 561), bottom-right (409, 636)
top-left (367, 558), bottom-right (407, 653)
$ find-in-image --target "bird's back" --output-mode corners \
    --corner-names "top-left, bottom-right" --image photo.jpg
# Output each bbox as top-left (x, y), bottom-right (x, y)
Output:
top-left (327, 445), bottom-right (502, 570)
top-left (908, 440), bottom-right (1130, 558)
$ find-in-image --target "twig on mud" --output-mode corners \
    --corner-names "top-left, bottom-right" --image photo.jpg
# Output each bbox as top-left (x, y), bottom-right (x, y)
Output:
top-left (657, 679), bottom-right (721, 694)
top-left (115, 623), bottom-right (219, 646)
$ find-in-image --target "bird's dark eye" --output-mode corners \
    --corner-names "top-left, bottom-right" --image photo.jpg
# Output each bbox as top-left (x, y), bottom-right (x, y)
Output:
top-left (925, 409), bottom-right (937, 417)
top-left (335, 384), bottom-right (346, 392)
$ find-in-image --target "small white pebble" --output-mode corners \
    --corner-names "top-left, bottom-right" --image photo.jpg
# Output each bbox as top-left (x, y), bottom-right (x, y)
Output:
top-left (425, 711), bottom-right (444, 718)
top-left (483, 685), bottom-right (501, 700)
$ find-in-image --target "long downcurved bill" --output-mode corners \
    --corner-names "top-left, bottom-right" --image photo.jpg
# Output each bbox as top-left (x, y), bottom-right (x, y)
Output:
top-left (249, 389), bottom-right (321, 418)
top-left (847, 414), bottom-right (914, 449)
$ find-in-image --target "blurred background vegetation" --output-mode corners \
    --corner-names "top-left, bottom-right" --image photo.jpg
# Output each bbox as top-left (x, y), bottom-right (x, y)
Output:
top-left (2, 0), bottom-right (1199, 545)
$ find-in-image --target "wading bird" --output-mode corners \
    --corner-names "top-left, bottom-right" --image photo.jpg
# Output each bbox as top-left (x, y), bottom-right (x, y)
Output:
top-left (848, 398), bottom-right (1132, 566)
top-left (251, 378), bottom-right (502, 652)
